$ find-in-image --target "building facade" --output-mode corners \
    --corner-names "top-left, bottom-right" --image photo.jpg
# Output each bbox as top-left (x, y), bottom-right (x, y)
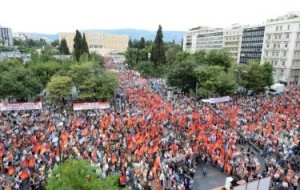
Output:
top-left (183, 26), bottom-right (223, 53)
top-left (239, 25), bottom-right (265, 64)
top-left (222, 25), bottom-right (243, 63)
top-left (59, 32), bottom-right (128, 55)
top-left (0, 26), bottom-right (13, 47)
top-left (261, 13), bottom-right (300, 85)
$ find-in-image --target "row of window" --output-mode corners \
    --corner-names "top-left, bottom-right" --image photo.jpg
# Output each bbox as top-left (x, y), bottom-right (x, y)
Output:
top-left (265, 51), bottom-right (287, 57)
top-left (266, 42), bottom-right (289, 49)
top-left (275, 25), bottom-right (290, 31)
top-left (271, 60), bottom-right (285, 66)
top-left (267, 33), bottom-right (289, 40)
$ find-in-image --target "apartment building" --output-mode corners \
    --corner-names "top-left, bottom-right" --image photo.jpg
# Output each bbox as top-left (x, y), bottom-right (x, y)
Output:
top-left (183, 26), bottom-right (223, 53)
top-left (261, 13), bottom-right (300, 85)
top-left (59, 32), bottom-right (128, 55)
top-left (223, 24), bottom-right (243, 63)
top-left (0, 26), bottom-right (13, 47)
top-left (239, 25), bottom-right (265, 64)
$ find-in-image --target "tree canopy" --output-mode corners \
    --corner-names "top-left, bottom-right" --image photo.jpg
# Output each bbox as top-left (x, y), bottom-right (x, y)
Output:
top-left (46, 159), bottom-right (120, 190)
top-left (151, 25), bottom-right (166, 66)
top-left (46, 75), bottom-right (73, 102)
top-left (73, 30), bottom-right (83, 62)
top-left (68, 62), bottom-right (118, 101)
top-left (59, 38), bottom-right (70, 55)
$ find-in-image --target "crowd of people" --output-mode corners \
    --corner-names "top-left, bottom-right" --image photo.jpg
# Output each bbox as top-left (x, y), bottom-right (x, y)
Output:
top-left (0, 59), bottom-right (299, 190)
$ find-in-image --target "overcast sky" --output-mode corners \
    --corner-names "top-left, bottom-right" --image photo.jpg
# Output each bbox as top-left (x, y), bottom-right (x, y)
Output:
top-left (1, 0), bottom-right (299, 33)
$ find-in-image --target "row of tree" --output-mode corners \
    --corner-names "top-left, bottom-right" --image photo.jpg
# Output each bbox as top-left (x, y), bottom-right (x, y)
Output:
top-left (125, 25), bottom-right (273, 97)
top-left (0, 52), bottom-right (118, 102)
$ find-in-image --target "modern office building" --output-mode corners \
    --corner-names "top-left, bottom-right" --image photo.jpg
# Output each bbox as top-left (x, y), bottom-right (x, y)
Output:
top-left (0, 26), bottom-right (13, 47)
top-left (223, 24), bottom-right (243, 63)
top-left (183, 26), bottom-right (223, 53)
top-left (239, 25), bottom-right (265, 64)
top-left (59, 32), bottom-right (128, 55)
top-left (261, 12), bottom-right (300, 85)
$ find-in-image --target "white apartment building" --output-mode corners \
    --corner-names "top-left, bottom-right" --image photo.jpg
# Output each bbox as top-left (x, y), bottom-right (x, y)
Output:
top-left (183, 26), bottom-right (223, 53)
top-left (222, 24), bottom-right (243, 63)
top-left (261, 13), bottom-right (300, 85)
top-left (182, 27), bottom-right (200, 53)
top-left (0, 25), bottom-right (13, 47)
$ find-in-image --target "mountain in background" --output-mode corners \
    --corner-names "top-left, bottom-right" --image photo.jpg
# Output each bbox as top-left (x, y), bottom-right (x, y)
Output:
top-left (31, 28), bottom-right (186, 44)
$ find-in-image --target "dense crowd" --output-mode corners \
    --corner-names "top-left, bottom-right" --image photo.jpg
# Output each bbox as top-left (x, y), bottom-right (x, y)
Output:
top-left (0, 61), bottom-right (299, 190)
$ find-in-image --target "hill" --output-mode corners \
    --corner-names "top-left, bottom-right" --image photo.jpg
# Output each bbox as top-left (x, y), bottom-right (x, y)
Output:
top-left (32, 29), bottom-right (186, 44)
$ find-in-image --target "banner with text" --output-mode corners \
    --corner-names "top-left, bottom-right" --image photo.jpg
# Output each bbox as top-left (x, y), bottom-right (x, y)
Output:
top-left (73, 102), bottom-right (110, 111)
top-left (0, 102), bottom-right (42, 111)
top-left (201, 96), bottom-right (231, 104)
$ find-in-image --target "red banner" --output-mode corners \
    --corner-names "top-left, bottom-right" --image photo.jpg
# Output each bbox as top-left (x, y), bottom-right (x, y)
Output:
top-left (0, 102), bottom-right (42, 111)
top-left (73, 102), bottom-right (110, 111)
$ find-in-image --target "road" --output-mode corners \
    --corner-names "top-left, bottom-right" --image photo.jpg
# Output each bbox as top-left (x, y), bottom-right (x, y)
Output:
top-left (193, 165), bottom-right (227, 190)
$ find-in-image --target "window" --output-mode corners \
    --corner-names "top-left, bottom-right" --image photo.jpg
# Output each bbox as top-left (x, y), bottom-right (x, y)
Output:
top-left (276, 52), bottom-right (279, 56)
top-left (268, 35), bottom-right (271, 40)
top-left (287, 25), bottom-right (290, 30)
top-left (275, 35), bottom-right (277, 39)
top-left (280, 26), bottom-right (283, 30)
top-left (285, 43), bottom-right (288, 48)
top-left (275, 61), bottom-right (278, 65)
top-left (267, 43), bottom-right (270, 48)
top-left (286, 34), bottom-right (289, 39)
top-left (282, 61), bottom-right (285, 66)
top-left (272, 52), bottom-right (275, 56)
top-left (266, 51), bottom-right (269, 56)
top-left (276, 26), bottom-right (279, 31)
top-left (279, 34), bottom-right (281, 39)
top-left (284, 52), bottom-right (287, 57)
top-left (281, 69), bottom-right (284, 73)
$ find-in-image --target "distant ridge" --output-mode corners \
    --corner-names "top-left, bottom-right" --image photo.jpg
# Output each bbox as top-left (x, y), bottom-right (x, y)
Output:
top-left (31, 28), bottom-right (186, 44)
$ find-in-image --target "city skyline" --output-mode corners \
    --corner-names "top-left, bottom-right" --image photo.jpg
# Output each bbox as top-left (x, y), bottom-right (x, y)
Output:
top-left (1, 0), bottom-right (300, 33)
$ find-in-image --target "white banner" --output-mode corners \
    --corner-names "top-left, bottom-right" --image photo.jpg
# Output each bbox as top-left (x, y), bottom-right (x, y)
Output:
top-left (73, 102), bottom-right (110, 111)
top-left (201, 96), bottom-right (231, 104)
top-left (0, 102), bottom-right (42, 111)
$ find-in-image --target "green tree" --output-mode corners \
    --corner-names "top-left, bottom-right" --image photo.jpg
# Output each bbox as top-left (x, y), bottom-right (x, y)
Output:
top-left (0, 67), bottom-right (42, 101)
top-left (59, 38), bottom-right (70, 55)
top-left (139, 37), bottom-right (146, 49)
top-left (73, 30), bottom-right (83, 62)
top-left (95, 70), bottom-right (119, 101)
top-left (167, 59), bottom-right (198, 88)
top-left (69, 62), bottom-right (96, 100)
top-left (261, 61), bottom-right (274, 87)
top-left (206, 49), bottom-right (232, 71)
top-left (193, 50), bottom-right (207, 65)
top-left (46, 75), bottom-right (72, 102)
top-left (89, 52), bottom-right (104, 66)
top-left (243, 61), bottom-right (271, 92)
top-left (27, 61), bottom-right (64, 87)
top-left (165, 44), bottom-right (181, 65)
top-left (125, 48), bottom-right (139, 67)
top-left (46, 159), bottom-right (104, 190)
top-left (82, 33), bottom-right (89, 55)
top-left (151, 25), bottom-right (166, 66)
top-left (51, 39), bottom-right (59, 47)
top-left (174, 51), bottom-right (191, 63)
top-left (128, 38), bottom-right (133, 48)
top-left (194, 65), bottom-right (237, 97)
top-left (68, 62), bottom-right (117, 101)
